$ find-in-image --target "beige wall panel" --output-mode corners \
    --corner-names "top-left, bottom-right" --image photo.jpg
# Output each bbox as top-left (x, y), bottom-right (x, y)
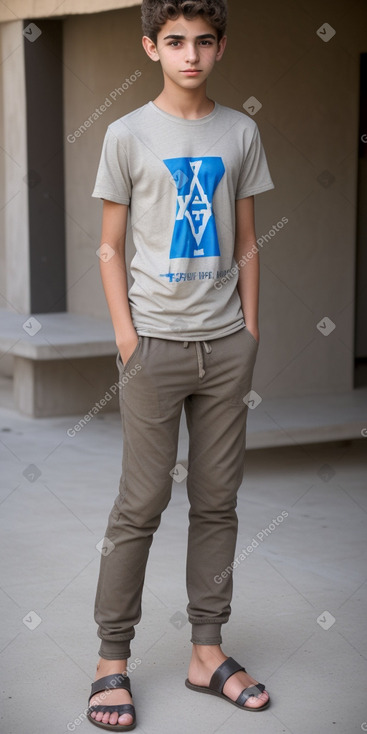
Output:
top-left (0, 30), bottom-right (5, 308)
top-left (0, 21), bottom-right (30, 314)
top-left (0, 0), bottom-right (141, 23)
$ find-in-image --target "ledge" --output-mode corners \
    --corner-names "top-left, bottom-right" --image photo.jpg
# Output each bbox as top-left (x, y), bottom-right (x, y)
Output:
top-left (0, 309), bottom-right (116, 361)
top-left (245, 387), bottom-right (367, 449)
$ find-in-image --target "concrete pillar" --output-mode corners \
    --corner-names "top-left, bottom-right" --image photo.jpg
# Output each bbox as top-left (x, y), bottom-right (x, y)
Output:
top-left (1, 20), bottom-right (30, 313)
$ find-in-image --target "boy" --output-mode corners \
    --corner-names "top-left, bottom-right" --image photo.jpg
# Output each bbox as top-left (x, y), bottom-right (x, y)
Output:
top-left (87, 0), bottom-right (274, 729)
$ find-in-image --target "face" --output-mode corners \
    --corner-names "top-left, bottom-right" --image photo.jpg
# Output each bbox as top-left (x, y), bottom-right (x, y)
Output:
top-left (142, 15), bottom-right (227, 90)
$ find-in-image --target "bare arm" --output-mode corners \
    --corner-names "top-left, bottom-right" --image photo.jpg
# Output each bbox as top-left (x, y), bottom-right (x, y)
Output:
top-left (233, 196), bottom-right (260, 343)
top-left (98, 199), bottom-right (138, 364)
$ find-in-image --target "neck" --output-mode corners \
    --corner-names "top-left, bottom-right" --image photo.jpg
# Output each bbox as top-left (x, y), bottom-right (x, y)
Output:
top-left (153, 78), bottom-right (214, 119)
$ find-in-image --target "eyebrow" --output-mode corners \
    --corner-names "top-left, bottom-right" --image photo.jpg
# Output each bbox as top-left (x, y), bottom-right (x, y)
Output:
top-left (163, 33), bottom-right (217, 40)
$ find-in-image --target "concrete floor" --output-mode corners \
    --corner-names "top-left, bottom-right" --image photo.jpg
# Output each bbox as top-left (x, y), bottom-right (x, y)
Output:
top-left (0, 401), bottom-right (366, 734)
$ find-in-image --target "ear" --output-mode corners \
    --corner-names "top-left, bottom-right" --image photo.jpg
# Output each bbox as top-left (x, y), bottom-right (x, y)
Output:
top-left (215, 34), bottom-right (227, 62)
top-left (142, 35), bottom-right (160, 61)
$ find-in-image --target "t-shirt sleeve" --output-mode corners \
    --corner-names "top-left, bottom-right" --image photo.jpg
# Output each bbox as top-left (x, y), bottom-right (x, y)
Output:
top-left (236, 123), bottom-right (274, 199)
top-left (91, 126), bottom-right (131, 204)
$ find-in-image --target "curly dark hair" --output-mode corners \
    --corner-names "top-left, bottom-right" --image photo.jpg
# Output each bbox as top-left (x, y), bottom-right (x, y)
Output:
top-left (141, 0), bottom-right (227, 44)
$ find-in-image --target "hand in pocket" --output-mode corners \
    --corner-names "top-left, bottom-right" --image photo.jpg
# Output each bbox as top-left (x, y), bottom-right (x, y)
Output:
top-left (117, 334), bottom-right (139, 367)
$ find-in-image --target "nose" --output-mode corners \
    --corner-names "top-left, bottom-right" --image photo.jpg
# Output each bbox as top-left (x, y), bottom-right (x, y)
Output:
top-left (185, 42), bottom-right (200, 64)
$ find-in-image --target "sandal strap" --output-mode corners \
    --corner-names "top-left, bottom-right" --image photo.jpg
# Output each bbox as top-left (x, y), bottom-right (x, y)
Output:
top-left (209, 657), bottom-right (246, 694)
top-left (87, 703), bottom-right (135, 717)
top-left (235, 683), bottom-right (265, 706)
top-left (89, 673), bottom-right (132, 703)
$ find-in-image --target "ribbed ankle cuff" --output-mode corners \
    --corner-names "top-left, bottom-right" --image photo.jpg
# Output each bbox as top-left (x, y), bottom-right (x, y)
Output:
top-left (98, 639), bottom-right (131, 660)
top-left (191, 622), bottom-right (222, 645)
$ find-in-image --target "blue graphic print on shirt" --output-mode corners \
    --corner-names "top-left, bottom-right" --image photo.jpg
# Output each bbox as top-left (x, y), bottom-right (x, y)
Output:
top-left (163, 157), bottom-right (225, 259)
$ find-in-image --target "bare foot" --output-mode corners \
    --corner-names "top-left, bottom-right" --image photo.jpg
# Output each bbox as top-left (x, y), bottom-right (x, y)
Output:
top-left (88, 658), bottom-right (134, 727)
top-left (188, 644), bottom-right (269, 709)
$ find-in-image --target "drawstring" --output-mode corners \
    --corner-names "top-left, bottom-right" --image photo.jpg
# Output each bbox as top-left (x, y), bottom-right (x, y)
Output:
top-left (195, 342), bottom-right (205, 379)
top-left (183, 340), bottom-right (212, 379)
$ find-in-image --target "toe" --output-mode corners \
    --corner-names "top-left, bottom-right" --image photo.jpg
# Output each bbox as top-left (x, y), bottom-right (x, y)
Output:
top-left (119, 713), bottom-right (134, 725)
top-left (244, 690), bottom-right (269, 708)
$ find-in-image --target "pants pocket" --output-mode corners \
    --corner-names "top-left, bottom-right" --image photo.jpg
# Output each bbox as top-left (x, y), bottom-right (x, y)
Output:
top-left (244, 325), bottom-right (259, 348)
top-left (228, 327), bottom-right (259, 406)
top-left (117, 336), bottom-right (161, 418)
top-left (116, 336), bottom-right (142, 374)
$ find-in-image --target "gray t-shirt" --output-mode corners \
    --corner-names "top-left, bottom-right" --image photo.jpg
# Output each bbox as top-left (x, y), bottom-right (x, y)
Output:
top-left (92, 101), bottom-right (274, 341)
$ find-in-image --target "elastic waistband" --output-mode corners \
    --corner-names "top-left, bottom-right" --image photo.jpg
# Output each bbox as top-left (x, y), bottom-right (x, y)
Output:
top-left (183, 340), bottom-right (212, 379)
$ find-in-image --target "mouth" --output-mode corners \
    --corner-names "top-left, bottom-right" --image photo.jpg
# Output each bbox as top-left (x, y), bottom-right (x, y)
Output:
top-left (181, 69), bottom-right (202, 75)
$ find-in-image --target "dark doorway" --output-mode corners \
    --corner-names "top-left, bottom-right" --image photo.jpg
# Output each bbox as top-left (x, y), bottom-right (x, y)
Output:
top-left (24, 18), bottom-right (66, 313)
top-left (355, 52), bottom-right (367, 387)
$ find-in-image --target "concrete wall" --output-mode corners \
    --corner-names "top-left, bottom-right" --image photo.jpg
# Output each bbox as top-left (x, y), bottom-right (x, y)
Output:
top-left (0, 0), bottom-right (140, 23)
top-left (63, 0), bottom-right (366, 398)
top-left (0, 28), bottom-right (5, 308)
top-left (0, 21), bottom-right (30, 316)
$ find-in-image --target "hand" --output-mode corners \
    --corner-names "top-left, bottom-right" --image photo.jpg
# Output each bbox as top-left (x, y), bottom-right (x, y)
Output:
top-left (116, 333), bottom-right (139, 366)
top-left (246, 325), bottom-right (260, 344)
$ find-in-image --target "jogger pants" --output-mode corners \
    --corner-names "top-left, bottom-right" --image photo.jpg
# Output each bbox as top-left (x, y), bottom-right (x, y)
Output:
top-left (94, 326), bottom-right (259, 659)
